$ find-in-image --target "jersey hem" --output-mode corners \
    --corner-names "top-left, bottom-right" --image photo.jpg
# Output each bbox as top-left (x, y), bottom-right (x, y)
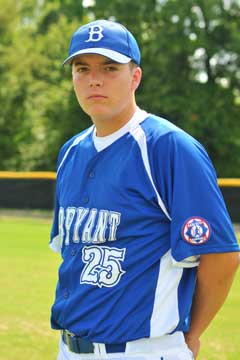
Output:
top-left (174, 244), bottom-right (240, 262)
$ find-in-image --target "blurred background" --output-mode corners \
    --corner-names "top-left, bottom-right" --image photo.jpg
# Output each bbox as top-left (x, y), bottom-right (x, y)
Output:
top-left (0, 1), bottom-right (239, 359)
top-left (0, 0), bottom-right (239, 176)
top-left (1, 0), bottom-right (240, 221)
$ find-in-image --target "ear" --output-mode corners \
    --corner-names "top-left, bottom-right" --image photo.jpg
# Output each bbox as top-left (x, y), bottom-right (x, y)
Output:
top-left (132, 66), bottom-right (142, 92)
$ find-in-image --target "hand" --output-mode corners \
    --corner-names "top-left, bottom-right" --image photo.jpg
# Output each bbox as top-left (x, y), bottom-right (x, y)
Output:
top-left (184, 333), bottom-right (201, 359)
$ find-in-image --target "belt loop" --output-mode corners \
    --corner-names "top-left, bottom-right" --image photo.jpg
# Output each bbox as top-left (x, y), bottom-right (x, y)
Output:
top-left (98, 343), bottom-right (107, 356)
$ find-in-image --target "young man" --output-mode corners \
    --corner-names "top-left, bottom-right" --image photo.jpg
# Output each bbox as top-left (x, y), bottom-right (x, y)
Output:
top-left (49, 20), bottom-right (239, 360)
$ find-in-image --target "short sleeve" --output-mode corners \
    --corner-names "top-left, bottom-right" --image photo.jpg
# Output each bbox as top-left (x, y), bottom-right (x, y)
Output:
top-left (153, 131), bottom-right (239, 265)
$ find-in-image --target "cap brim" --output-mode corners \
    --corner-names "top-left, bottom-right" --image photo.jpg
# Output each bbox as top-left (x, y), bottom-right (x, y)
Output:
top-left (63, 48), bottom-right (132, 66)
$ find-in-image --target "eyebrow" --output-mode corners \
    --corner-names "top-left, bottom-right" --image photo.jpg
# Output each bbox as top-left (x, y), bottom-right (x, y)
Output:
top-left (73, 59), bottom-right (120, 66)
top-left (103, 60), bottom-right (120, 65)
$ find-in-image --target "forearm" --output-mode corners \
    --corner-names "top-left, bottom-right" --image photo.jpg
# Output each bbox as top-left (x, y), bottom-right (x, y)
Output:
top-left (185, 252), bottom-right (239, 358)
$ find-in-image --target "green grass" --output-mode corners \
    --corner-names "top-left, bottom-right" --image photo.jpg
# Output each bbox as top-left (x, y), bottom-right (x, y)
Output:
top-left (0, 216), bottom-right (60, 360)
top-left (0, 215), bottom-right (239, 360)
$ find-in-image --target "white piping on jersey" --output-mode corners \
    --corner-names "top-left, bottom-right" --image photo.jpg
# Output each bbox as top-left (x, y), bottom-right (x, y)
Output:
top-left (57, 126), bottom-right (94, 175)
top-left (49, 234), bottom-right (62, 253)
top-left (57, 113), bottom-right (171, 220)
top-left (57, 108), bottom-right (147, 172)
top-left (93, 108), bottom-right (149, 152)
top-left (150, 250), bottom-right (183, 336)
top-left (130, 125), bottom-right (172, 221)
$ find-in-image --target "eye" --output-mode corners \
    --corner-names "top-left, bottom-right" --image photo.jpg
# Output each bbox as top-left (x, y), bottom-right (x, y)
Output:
top-left (105, 66), bottom-right (118, 72)
top-left (78, 66), bottom-right (89, 73)
top-left (73, 66), bottom-right (89, 73)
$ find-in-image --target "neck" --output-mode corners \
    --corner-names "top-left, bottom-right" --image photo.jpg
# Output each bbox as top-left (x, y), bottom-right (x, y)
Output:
top-left (92, 104), bottom-right (137, 137)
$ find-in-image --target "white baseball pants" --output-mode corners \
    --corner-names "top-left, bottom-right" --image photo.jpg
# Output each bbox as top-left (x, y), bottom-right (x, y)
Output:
top-left (57, 332), bottom-right (194, 360)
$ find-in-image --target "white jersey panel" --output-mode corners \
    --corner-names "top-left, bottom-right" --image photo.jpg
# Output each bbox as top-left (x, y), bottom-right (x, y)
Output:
top-left (50, 234), bottom-right (62, 254)
top-left (130, 126), bottom-right (171, 221)
top-left (150, 250), bottom-right (183, 337)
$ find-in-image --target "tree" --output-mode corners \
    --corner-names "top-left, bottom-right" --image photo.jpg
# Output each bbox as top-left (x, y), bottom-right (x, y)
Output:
top-left (0, 0), bottom-right (90, 170)
top-left (0, 0), bottom-right (30, 169)
top-left (89, 0), bottom-right (240, 176)
top-left (0, 0), bottom-right (239, 176)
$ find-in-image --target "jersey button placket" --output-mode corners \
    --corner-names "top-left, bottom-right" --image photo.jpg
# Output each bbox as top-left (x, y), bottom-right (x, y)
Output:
top-left (82, 163), bottom-right (96, 205)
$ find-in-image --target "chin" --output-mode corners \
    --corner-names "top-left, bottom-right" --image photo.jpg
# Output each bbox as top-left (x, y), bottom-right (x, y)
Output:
top-left (85, 107), bottom-right (111, 119)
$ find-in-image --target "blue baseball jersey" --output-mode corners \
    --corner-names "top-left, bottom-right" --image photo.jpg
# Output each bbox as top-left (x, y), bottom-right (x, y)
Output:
top-left (49, 109), bottom-right (239, 343)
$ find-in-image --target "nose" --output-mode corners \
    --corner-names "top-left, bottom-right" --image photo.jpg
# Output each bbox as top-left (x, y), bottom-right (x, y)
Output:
top-left (88, 71), bottom-right (103, 88)
top-left (89, 79), bottom-right (103, 87)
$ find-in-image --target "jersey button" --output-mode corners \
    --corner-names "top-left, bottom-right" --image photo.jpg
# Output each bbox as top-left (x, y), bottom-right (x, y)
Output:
top-left (82, 196), bottom-right (89, 204)
top-left (89, 171), bottom-right (95, 178)
top-left (63, 290), bottom-right (69, 299)
top-left (71, 249), bottom-right (76, 256)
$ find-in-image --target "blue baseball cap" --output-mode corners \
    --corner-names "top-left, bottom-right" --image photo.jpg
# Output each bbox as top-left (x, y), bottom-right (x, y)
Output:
top-left (63, 20), bottom-right (141, 66)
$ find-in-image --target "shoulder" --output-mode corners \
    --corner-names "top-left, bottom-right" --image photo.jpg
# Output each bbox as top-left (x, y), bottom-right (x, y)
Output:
top-left (141, 114), bottom-right (206, 155)
top-left (139, 114), bottom-right (215, 182)
top-left (141, 114), bottom-right (181, 136)
top-left (59, 126), bottom-right (93, 155)
top-left (61, 126), bottom-right (93, 152)
top-left (57, 125), bottom-right (94, 168)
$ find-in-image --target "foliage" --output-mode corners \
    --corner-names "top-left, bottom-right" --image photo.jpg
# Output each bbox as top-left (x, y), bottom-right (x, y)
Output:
top-left (91, 0), bottom-right (240, 176)
top-left (0, 0), bottom-right (239, 175)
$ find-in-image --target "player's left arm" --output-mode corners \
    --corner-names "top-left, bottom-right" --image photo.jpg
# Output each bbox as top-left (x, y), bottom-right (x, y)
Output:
top-left (185, 251), bottom-right (239, 358)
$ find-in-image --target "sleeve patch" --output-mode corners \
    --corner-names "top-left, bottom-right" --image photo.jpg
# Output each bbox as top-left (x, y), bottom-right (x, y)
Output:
top-left (181, 217), bottom-right (211, 245)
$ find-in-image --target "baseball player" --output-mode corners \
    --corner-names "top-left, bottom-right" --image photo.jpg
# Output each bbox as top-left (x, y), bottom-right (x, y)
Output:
top-left (49, 20), bottom-right (239, 360)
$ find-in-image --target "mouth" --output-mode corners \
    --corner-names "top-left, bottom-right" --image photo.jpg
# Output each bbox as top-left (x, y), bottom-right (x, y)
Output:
top-left (87, 94), bottom-right (107, 100)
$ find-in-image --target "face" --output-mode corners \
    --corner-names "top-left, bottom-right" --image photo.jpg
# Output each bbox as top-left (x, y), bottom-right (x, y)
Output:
top-left (71, 54), bottom-right (142, 124)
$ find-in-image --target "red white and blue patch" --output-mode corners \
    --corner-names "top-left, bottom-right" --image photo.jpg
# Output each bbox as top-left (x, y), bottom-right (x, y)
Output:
top-left (182, 217), bottom-right (211, 245)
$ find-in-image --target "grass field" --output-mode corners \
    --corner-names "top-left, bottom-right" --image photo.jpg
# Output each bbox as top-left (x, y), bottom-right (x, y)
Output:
top-left (0, 214), bottom-right (239, 360)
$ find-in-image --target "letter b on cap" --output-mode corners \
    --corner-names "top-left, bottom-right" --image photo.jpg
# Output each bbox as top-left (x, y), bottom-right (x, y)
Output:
top-left (85, 25), bottom-right (104, 42)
